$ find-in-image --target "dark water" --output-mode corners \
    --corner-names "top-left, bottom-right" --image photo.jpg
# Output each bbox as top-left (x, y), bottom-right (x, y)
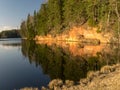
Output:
top-left (0, 39), bottom-right (50, 90)
top-left (0, 39), bottom-right (120, 90)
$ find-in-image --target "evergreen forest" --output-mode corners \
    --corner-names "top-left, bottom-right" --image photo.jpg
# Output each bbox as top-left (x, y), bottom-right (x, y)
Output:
top-left (20, 0), bottom-right (120, 39)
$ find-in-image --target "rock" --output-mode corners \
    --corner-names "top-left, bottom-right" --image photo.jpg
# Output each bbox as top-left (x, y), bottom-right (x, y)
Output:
top-left (100, 65), bottom-right (115, 74)
top-left (80, 78), bottom-right (89, 86)
top-left (99, 74), bottom-right (106, 79)
top-left (65, 80), bottom-right (74, 87)
top-left (62, 85), bottom-right (67, 90)
top-left (113, 64), bottom-right (120, 70)
top-left (42, 64), bottom-right (120, 90)
top-left (48, 79), bottom-right (63, 89)
top-left (87, 71), bottom-right (95, 80)
top-left (54, 86), bottom-right (62, 90)
top-left (110, 66), bottom-right (116, 72)
top-left (41, 86), bottom-right (48, 90)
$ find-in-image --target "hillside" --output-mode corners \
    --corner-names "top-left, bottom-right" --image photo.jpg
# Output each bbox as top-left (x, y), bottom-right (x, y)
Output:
top-left (20, 0), bottom-right (120, 43)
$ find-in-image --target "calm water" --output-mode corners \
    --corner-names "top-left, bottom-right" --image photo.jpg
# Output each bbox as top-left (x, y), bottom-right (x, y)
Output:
top-left (0, 39), bottom-right (120, 90)
top-left (0, 39), bottom-right (50, 90)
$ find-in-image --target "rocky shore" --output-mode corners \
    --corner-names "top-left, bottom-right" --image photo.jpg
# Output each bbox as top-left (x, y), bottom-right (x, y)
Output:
top-left (21, 64), bottom-right (120, 90)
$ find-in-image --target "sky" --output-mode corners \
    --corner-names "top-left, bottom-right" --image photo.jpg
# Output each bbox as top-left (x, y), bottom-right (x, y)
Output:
top-left (0, 0), bottom-right (44, 31)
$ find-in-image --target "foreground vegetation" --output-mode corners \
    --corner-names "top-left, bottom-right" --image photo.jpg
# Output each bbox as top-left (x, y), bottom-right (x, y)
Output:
top-left (21, 0), bottom-right (120, 41)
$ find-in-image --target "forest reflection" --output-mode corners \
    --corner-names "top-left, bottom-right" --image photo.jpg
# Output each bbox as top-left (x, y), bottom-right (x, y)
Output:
top-left (2, 43), bottom-right (21, 47)
top-left (21, 40), bottom-right (120, 82)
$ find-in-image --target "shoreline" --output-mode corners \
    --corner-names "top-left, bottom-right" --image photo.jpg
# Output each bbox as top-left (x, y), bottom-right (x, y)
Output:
top-left (20, 64), bottom-right (120, 90)
top-left (41, 64), bottom-right (120, 90)
top-left (34, 26), bottom-right (112, 44)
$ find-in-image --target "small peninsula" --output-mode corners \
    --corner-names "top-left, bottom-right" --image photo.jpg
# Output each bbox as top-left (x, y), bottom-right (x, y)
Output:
top-left (0, 29), bottom-right (21, 38)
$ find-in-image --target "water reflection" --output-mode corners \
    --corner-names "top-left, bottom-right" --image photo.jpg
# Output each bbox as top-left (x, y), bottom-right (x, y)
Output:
top-left (2, 43), bottom-right (21, 47)
top-left (0, 39), bottom-right (21, 50)
top-left (21, 40), bottom-right (120, 82)
top-left (0, 39), bottom-right (50, 90)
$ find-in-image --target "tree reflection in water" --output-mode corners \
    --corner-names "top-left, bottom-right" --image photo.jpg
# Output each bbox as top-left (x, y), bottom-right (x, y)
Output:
top-left (21, 40), bottom-right (120, 82)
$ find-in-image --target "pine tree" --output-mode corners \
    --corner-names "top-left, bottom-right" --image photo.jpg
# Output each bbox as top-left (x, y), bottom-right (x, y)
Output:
top-left (20, 21), bottom-right (27, 38)
top-left (63, 0), bottom-right (87, 29)
top-left (27, 14), bottom-right (35, 39)
top-left (47, 0), bottom-right (64, 34)
top-left (33, 10), bottom-right (37, 36)
top-left (37, 4), bottom-right (48, 35)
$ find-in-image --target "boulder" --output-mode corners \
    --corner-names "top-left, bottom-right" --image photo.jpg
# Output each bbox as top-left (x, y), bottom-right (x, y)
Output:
top-left (48, 79), bottom-right (63, 89)
top-left (65, 80), bottom-right (74, 87)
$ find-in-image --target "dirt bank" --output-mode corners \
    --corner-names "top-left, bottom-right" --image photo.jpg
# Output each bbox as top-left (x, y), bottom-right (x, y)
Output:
top-left (35, 26), bottom-right (112, 43)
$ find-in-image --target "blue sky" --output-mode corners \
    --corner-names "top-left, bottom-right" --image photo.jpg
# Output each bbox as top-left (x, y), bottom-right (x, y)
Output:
top-left (0, 0), bottom-right (44, 31)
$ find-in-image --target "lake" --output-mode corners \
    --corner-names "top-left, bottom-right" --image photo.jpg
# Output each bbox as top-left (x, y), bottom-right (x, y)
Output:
top-left (0, 39), bottom-right (120, 90)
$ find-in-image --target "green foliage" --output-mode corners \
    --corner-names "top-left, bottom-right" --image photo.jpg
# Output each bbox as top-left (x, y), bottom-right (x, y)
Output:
top-left (63, 0), bottom-right (87, 28)
top-left (37, 4), bottom-right (48, 35)
top-left (20, 0), bottom-right (120, 39)
top-left (27, 14), bottom-right (35, 39)
top-left (47, 0), bottom-right (64, 34)
top-left (20, 21), bottom-right (28, 38)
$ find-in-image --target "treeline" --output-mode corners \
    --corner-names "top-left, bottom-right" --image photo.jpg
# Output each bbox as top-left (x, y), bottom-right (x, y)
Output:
top-left (0, 29), bottom-right (21, 38)
top-left (20, 0), bottom-right (120, 39)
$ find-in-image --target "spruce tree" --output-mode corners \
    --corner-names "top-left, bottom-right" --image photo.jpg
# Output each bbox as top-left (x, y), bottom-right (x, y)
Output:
top-left (37, 4), bottom-right (48, 36)
top-left (47, 0), bottom-right (64, 34)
